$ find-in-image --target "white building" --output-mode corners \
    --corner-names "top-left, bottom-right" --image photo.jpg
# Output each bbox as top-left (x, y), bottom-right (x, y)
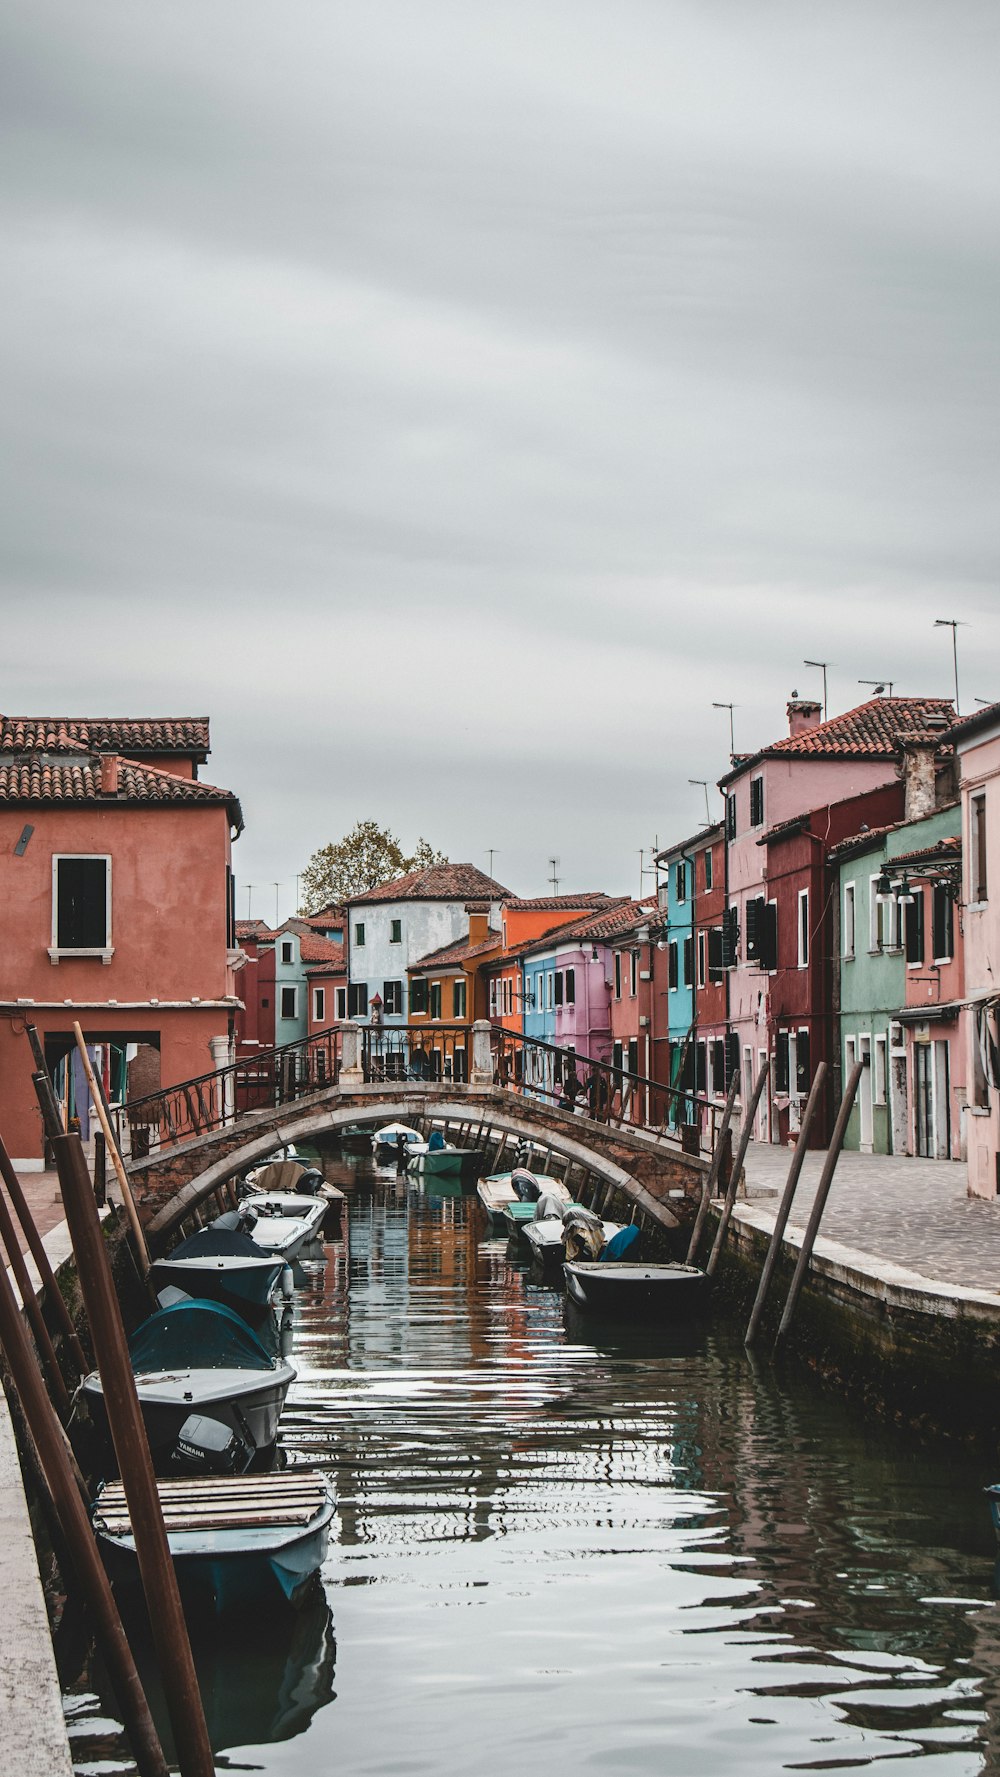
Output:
top-left (345, 864), bottom-right (510, 1028)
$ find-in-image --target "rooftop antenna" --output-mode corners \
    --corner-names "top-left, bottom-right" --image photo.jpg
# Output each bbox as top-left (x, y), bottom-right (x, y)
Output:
top-left (712, 701), bottom-right (737, 756)
top-left (245, 884), bottom-right (256, 919)
top-left (803, 659), bottom-right (831, 721)
top-left (273, 882), bottom-right (282, 928)
top-left (487, 847), bottom-right (497, 878)
top-left (688, 778), bottom-right (712, 824)
top-left (974, 697), bottom-right (996, 706)
top-left (548, 856), bottom-right (560, 895)
top-left (934, 617), bottom-right (967, 716)
top-left (858, 678), bottom-right (893, 697)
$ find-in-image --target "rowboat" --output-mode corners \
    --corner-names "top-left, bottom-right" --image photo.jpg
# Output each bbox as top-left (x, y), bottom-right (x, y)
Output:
top-left (93, 1471), bottom-right (335, 1611)
top-left (477, 1172), bottom-right (571, 1229)
top-left (238, 1194), bottom-right (328, 1261)
top-left (81, 1299), bottom-right (295, 1475)
top-left (150, 1227), bottom-right (286, 1330)
top-left (408, 1145), bottom-right (484, 1180)
top-left (563, 1259), bottom-right (710, 1318)
top-left (522, 1210), bottom-right (624, 1270)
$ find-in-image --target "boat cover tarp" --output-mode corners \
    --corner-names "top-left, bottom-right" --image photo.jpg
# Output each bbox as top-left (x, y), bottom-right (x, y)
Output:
top-left (601, 1224), bottom-right (640, 1262)
top-left (129, 1300), bottom-right (276, 1374)
top-left (534, 1192), bottom-right (566, 1221)
top-left (563, 1206), bottom-right (605, 1263)
top-left (169, 1228), bottom-right (273, 1263)
top-left (427, 1129), bottom-right (447, 1152)
top-left (511, 1169), bottom-right (541, 1202)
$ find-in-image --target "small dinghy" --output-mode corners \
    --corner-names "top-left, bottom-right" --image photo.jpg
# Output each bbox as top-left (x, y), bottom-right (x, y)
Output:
top-left (244, 1147), bottom-right (311, 1190)
top-left (81, 1300), bottom-right (295, 1475)
top-left (372, 1122), bottom-right (424, 1166)
top-left (477, 1171), bottom-right (571, 1229)
top-left (150, 1226), bottom-right (286, 1330)
top-left (563, 1258), bottom-right (709, 1318)
top-left (238, 1194), bottom-right (328, 1261)
top-left (93, 1471), bottom-right (335, 1612)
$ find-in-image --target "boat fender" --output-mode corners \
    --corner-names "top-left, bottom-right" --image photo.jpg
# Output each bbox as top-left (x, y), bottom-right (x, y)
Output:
top-left (281, 1264), bottom-right (294, 1300)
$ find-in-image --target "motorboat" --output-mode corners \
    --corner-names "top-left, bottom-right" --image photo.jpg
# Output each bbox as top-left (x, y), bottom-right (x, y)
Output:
top-left (80, 1299), bottom-right (295, 1475)
top-left (478, 1171), bottom-right (570, 1230)
top-left (371, 1123), bottom-right (424, 1166)
top-left (563, 1259), bottom-right (710, 1318)
top-left (407, 1138), bottom-right (484, 1180)
top-left (244, 1146), bottom-right (310, 1190)
top-left (243, 1158), bottom-right (328, 1197)
top-left (93, 1471), bottom-right (335, 1612)
top-left (150, 1226), bottom-right (286, 1331)
top-left (521, 1200), bottom-right (624, 1271)
top-left (238, 1194), bottom-right (328, 1261)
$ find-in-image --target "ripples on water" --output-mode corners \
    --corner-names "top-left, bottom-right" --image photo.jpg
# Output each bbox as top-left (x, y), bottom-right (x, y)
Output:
top-left (69, 1155), bottom-right (1000, 1775)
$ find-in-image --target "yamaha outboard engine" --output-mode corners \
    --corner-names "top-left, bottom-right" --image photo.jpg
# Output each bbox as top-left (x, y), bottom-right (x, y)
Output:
top-left (212, 1207), bottom-right (259, 1237)
top-left (170, 1413), bottom-right (253, 1475)
top-left (511, 1169), bottom-right (541, 1203)
top-left (293, 1168), bottom-right (326, 1196)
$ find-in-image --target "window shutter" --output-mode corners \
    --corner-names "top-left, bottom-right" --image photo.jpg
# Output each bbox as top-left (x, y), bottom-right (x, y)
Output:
top-left (905, 890), bottom-right (925, 964)
top-left (726, 1031), bottom-right (741, 1086)
top-left (565, 967), bottom-right (575, 1005)
top-left (726, 794), bottom-right (736, 840)
top-left (708, 927), bottom-right (724, 981)
top-left (760, 903), bottom-right (778, 971)
top-left (695, 1042), bottom-right (707, 1092)
top-left (775, 1031), bottom-right (789, 1093)
top-left (796, 1029), bottom-right (811, 1093)
top-left (554, 972), bottom-right (563, 1007)
top-left (682, 935), bottom-right (694, 984)
top-left (668, 942), bottom-right (678, 989)
top-left (712, 1039), bottom-right (725, 1087)
top-left (932, 884), bottom-right (953, 960)
top-left (745, 896), bottom-right (762, 961)
top-left (722, 905), bottom-right (738, 967)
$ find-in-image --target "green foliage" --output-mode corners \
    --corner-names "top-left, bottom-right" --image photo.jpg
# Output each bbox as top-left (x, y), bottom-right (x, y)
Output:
top-left (300, 822), bottom-right (447, 912)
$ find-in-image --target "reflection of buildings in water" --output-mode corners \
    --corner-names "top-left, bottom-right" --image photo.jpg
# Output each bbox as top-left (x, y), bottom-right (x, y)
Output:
top-left (968, 1593), bottom-right (1000, 1771)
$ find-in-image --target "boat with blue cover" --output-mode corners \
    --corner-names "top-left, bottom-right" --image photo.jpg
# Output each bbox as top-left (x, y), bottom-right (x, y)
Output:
top-left (150, 1226), bottom-right (286, 1329)
top-left (80, 1299), bottom-right (295, 1474)
top-left (93, 1471), bottom-right (335, 1612)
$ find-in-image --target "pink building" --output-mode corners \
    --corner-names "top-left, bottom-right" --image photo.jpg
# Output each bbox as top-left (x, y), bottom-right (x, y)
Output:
top-left (953, 701), bottom-right (1000, 1198)
top-left (721, 695), bottom-right (955, 1140)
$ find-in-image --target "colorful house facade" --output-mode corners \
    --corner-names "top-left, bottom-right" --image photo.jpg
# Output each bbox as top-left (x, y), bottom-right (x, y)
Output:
top-left (345, 864), bottom-right (509, 1030)
top-left (952, 701), bottom-right (1000, 1198)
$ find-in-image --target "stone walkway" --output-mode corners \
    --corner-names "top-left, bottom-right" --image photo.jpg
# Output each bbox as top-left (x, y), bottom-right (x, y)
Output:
top-left (6, 1171), bottom-right (66, 1245)
top-left (740, 1145), bottom-right (1000, 1295)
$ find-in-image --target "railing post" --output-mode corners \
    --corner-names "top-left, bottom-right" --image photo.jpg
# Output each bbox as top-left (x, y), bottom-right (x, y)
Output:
top-left (340, 1023), bottom-right (365, 1086)
top-left (470, 1020), bottom-right (493, 1087)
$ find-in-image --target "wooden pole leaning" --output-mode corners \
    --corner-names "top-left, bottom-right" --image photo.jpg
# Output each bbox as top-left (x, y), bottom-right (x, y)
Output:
top-left (744, 1062), bottom-right (828, 1349)
top-left (773, 1061), bottom-right (863, 1354)
top-left (0, 1162), bottom-right (72, 1416)
top-left (46, 1128), bottom-right (214, 1777)
top-left (0, 1219), bottom-right (169, 1777)
top-left (0, 1130), bottom-right (88, 1374)
top-left (72, 1024), bottom-right (151, 1278)
top-left (685, 1070), bottom-right (740, 1265)
top-left (705, 1059), bottom-right (771, 1279)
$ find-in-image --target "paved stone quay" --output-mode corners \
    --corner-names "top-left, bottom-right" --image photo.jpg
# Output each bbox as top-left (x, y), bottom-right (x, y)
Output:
top-left (740, 1146), bottom-right (1000, 1297)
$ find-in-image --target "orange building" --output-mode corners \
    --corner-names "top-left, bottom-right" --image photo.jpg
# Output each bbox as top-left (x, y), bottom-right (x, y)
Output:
top-left (407, 905), bottom-right (501, 1080)
top-left (488, 894), bottom-right (622, 1035)
top-left (0, 715), bottom-right (243, 1165)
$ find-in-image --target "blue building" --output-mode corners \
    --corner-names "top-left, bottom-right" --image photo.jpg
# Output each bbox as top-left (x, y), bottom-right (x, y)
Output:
top-left (655, 834), bottom-right (699, 1114)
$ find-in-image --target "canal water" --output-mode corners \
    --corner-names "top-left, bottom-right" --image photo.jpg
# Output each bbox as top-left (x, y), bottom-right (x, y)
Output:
top-left (68, 1150), bottom-right (1000, 1774)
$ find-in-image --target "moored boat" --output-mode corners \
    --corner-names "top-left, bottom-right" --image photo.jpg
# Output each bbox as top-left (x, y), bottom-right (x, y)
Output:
top-left (522, 1207), bottom-right (624, 1270)
top-left (93, 1471), bottom-right (335, 1611)
top-left (477, 1171), bottom-right (571, 1229)
top-left (150, 1226), bottom-right (286, 1330)
top-left (371, 1123), bottom-right (424, 1166)
top-left (563, 1259), bottom-right (710, 1318)
top-left (239, 1194), bottom-right (328, 1261)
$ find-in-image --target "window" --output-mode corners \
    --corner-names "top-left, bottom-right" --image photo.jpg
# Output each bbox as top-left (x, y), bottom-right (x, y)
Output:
top-left (682, 933), bottom-right (694, 985)
top-left (697, 931), bottom-right (707, 989)
top-left (53, 855), bottom-right (111, 953)
top-left (614, 952), bottom-right (622, 998)
top-left (629, 948), bottom-right (638, 995)
top-left (843, 882), bottom-right (856, 959)
top-left (226, 865), bottom-right (236, 951)
top-left (628, 1038), bottom-right (639, 1077)
top-left (383, 980), bottom-right (403, 1015)
top-left (280, 986), bottom-right (298, 1020)
top-left (347, 982), bottom-right (368, 1017)
top-left (612, 1040), bottom-right (623, 1078)
top-left (795, 1027), bottom-right (810, 1094)
top-left (668, 941), bottom-right (678, 990)
top-left (454, 1046), bottom-right (468, 1083)
top-left (565, 967), bottom-right (575, 1006)
top-left (873, 1035), bottom-right (887, 1105)
top-left (932, 884), bottom-right (954, 962)
top-left (453, 978), bottom-right (466, 1019)
top-left (554, 971), bottom-right (564, 1007)
top-left (708, 927), bottom-right (724, 982)
top-left (712, 1039), bottom-right (725, 1093)
top-left (412, 977), bottom-right (429, 1014)
top-left (695, 1041), bottom-right (707, 1093)
top-left (335, 987), bottom-right (347, 1020)
top-left (313, 987), bottom-right (326, 1024)
top-left (546, 971), bottom-right (554, 1011)
top-left (870, 875), bottom-right (900, 951)
top-left (354, 922), bottom-right (365, 947)
top-left (675, 861), bottom-right (687, 903)
top-left (726, 1031), bottom-right (741, 1090)
top-left (971, 792), bottom-right (988, 902)
top-left (775, 1030), bottom-right (790, 1094)
top-left (280, 940), bottom-right (294, 965)
top-left (429, 982), bottom-right (442, 1020)
top-left (390, 919), bottom-right (402, 944)
top-left (725, 794), bottom-right (736, 841)
top-left (797, 889), bottom-right (809, 969)
top-left (745, 896), bottom-right (777, 970)
top-left (488, 978), bottom-right (497, 1017)
top-left (750, 776), bottom-right (764, 828)
top-left (704, 848), bottom-right (713, 891)
top-left (905, 889), bottom-right (925, 965)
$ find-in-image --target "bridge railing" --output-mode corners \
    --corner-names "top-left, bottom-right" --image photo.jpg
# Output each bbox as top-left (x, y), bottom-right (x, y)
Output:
top-left (112, 1025), bottom-right (343, 1159)
top-left (489, 1026), bottom-right (724, 1153)
top-left (361, 1023), bottom-right (471, 1084)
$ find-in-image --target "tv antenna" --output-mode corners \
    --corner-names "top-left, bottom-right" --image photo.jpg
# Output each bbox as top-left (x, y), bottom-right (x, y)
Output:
top-left (548, 856), bottom-right (560, 894)
top-left (712, 702), bottom-right (737, 756)
top-left (803, 659), bottom-right (831, 721)
top-left (245, 884), bottom-right (257, 919)
top-left (859, 678), bottom-right (893, 697)
top-left (688, 778), bottom-right (712, 824)
top-left (934, 617), bottom-right (968, 715)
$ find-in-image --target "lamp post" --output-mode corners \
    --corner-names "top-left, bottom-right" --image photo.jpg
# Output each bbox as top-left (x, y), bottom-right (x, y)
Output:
top-left (934, 618), bottom-right (966, 716)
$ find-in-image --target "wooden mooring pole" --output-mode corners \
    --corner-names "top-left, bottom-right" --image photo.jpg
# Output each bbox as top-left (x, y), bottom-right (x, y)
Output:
top-left (744, 1062), bottom-right (827, 1348)
top-left (685, 1070), bottom-right (739, 1265)
top-left (704, 1059), bottom-right (771, 1279)
top-left (0, 1128), bottom-right (88, 1374)
top-left (73, 1023), bottom-right (152, 1278)
top-left (29, 1064), bottom-right (214, 1777)
top-left (773, 1061), bottom-right (863, 1354)
top-left (0, 1142), bottom-right (72, 1415)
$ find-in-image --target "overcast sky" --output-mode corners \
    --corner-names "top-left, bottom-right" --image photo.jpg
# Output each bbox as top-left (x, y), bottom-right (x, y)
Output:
top-left (3, 2), bottom-right (998, 914)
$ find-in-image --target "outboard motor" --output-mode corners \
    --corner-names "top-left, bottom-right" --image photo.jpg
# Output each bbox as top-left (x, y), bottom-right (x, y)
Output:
top-left (170, 1413), bottom-right (253, 1476)
top-left (212, 1207), bottom-right (258, 1237)
top-left (511, 1169), bottom-right (541, 1203)
top-left (293, 1168), bottom-right (326, 1197)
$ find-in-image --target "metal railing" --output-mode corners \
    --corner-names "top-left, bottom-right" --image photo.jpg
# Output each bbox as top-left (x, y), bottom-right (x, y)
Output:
top-left (362, 1023), bottom-right (471, 1084)
top-left (112, 1025), bottom-right (343, 1158)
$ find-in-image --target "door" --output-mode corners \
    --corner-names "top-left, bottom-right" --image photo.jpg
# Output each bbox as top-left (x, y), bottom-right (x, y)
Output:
top-left (858, 1036), bottom-right (873, 1152)
top-left (933, 1040), bottom-right (951, 1159)
top-left (914, 1044), bottom-right (933, 1157)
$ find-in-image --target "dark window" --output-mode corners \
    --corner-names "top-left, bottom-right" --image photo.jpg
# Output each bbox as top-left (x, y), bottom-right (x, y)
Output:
top-left (682, 934), bottom-right (694, 985)
top-left (675, 861), bottom-right (687, 903)
top-left (668, 941), bottom-right (678, 989)
top-left (280, 986), bottom-right (297, 1020)
top-left (354, 922), bottom-right (365, 947)
top-left (390, 918), bottom-right (402, 943)
top-left (726, 1031), bottom-right (741, 1088)
top-left (726, 794), bottom-right (736, 840)
top-left (612, 1041), bottom-right (623, 1077)
top-left (452, 978), bottom-right (466, 1018)
top-left (347, 982), bottom-right (368, 1017)
top-left (226, 866), bottom-right (235, 950)
top-left (708, 927), bottom-right (724, 982)
top-left (554, 971), bottom-right (564, 1007)
top-left (775, 1030), bottom-right (790, 1093)
top-left (429, 982), bottom-right (442, 1019)
top-left (614, 952), bottom-right (622, 998)
top-left (565, 967), bottom-right (575, 1005)
top-left (281, 940), bottom-right (293, 965)
top-left (625, 1039), bottom-right (637, 1077)
top-left (722, 905), bottom-right (739, 968)
top-left (745, 897), bottom-right (777, 970)
top-left (695, 1041), bottom-right (707, 1092)
top-left (261, 997), bottom-right (270, 1009)
top-left (932, 884), bottom-right (954, 960)
top-left (383, 980), bottom-right (403, 1015)
top-left (704, 849), bottom-right (713, 891)
top-left (750, 776), bottom-right (764, 827)
top-left (335, 988), bottom-right (347, 1020)
top-left (971, 793), bottom-right (988, 902)
top-left (410, 977), bottom-right (428, 1014)
top-left (796, 1028), bottom-right (811, 1094)
top-left (313, 987), bottom-right (325, 1024)
top-left (56, 857), bottom-right (108, 949)
top-left (905, 889), bottom-right (925, 964)
top-left (712, 1039), bottom-right (725, 1088)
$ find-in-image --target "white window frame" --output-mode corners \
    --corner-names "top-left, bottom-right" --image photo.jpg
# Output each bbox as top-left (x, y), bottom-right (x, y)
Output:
top-left (843, 882), bottom-right (855, 960)
top-left (970, 791), bottom-right (988, 904)
top-left (279, 984), bottom-right (298, 1021)
top-left (453, 977), bottom-right (467, 1020)
top-left (313, 986), bottom-right (326, 1024)
top-left (280, 939), bottom-right (294, 965)
top-left (335, 987), bottom-right (347, 1020)
top-left (873, 1034), bottom-right (887, 1105)
top-left (697, 931), bottom-right (707, 989)
top-left (50, 853), bottom-right (114, 963)
top-left (797, 889), bottom-right (809, 969)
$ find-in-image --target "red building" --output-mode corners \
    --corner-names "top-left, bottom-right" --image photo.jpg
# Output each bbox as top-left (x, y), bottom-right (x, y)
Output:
top-left (0, 714), bottom-right (243, 1165)
top-left (690, 822), bottom-right (729, 1105)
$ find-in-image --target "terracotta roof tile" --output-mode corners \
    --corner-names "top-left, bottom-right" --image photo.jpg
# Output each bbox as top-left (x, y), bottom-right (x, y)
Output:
top-left (411, 929), bottom-right (502, 970)
top-left (502, 892), bottom-right (617, 912)
top-left (0, 715), bottom-right (210, 756)
top-left (299, 934), bottom-right (345, 967)
top-left (720, 697), bottom-right (955, 785)
top-left (0, 755), bottom-right (242, 827)
top-left (235, 919), bottom-right (274, 940)
top-left (348, 864), bottom-right (511, 905)
top-left (503, 899), bottom-right (639, 959)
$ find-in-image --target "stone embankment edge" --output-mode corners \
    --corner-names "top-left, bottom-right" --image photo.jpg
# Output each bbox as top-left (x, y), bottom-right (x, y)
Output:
top-left (3, 1216), bottom-right (81, 1776)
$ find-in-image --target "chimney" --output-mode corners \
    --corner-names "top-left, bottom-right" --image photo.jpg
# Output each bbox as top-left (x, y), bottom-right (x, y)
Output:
top-left (467, 910), bottom-right (489, 944)
top-left (787, 698), bottom-right (823, 738)
top-left (900, 741), bottom-right (937, 821)
top-left (100, 752), bottom-right (120, 795)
